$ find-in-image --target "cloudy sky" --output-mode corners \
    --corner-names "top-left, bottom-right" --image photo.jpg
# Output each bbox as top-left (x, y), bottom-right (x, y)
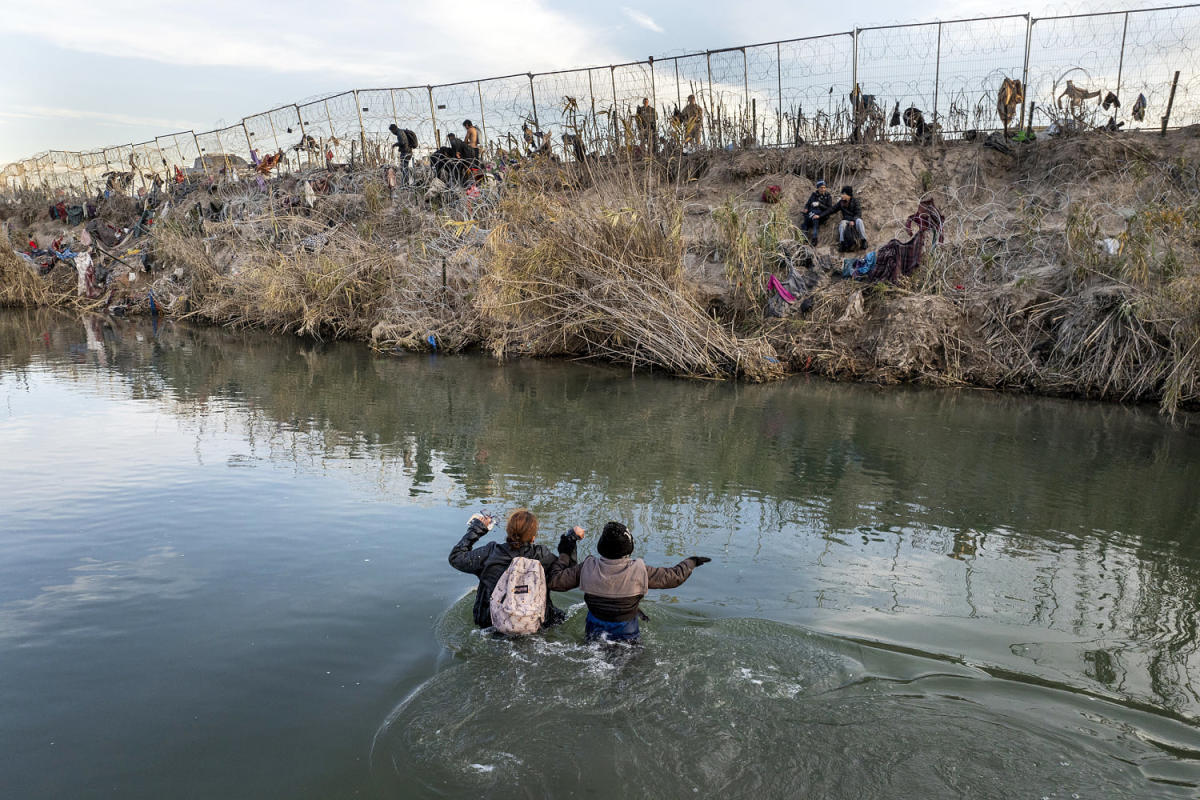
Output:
top-left (0, 0), bottom-right (1165, 163)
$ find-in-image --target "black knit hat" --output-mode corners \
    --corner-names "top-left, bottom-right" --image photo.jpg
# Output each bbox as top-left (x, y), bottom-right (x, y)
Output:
top-left (597, 521), bottom-right (634, 559)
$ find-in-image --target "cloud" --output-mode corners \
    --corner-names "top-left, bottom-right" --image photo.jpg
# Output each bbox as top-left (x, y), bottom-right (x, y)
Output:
top-left (4, 0), bottom-right (617, 85)
top-left (0, 105), bottom-right (198, 135)
top-left (622, 7), bottom-right (665, 34)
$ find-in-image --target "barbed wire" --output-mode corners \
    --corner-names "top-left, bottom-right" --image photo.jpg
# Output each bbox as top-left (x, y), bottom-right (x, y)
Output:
top-left (4, 4), bottom-right (1199, 196)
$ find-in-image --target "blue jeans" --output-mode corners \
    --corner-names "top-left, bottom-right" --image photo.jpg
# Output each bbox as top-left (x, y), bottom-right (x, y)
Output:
top-left (804, 216), bottom-right (823, 244)
top-left (585, 612), bottom-right (640, 642)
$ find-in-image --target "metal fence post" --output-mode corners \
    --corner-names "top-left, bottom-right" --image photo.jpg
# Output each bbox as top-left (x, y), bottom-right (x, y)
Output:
top-left (1021, 15), bottom-right (1033, 130)
top-left (933, 22), bottom-right (942, 126)
top-left (353, 90), bottom-right (369, 166)
top-left (1021, 15), bottom-right (1032, 91)
top-left (1116, 11), bottom-right (1130, 99)
top-left (742, 47), bottom-right (749, 107)
top-left (706, 51), bottom-right (713, 104)
top-left (428, 86), bottom-right (440, 148)
top-left (477, 81), bottom-right (488, 148)
top-left (529, 73), bottom-right (540, 129)
top-left (852, 28), bottom-right (859, 92)
top-left (674, 57), bottom-right (681, 109)
top-left (649, 57), bottom-right (657, 113)
top-left (776, 42), bottom-right (783, 146)
top-left (706, 51), bottom-right (714, 147)
top-left (293, 106), bottom-right (308, 168)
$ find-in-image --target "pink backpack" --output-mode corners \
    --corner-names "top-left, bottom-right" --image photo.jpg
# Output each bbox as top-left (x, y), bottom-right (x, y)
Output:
top-left (489, 557), bottom-right (546, 635)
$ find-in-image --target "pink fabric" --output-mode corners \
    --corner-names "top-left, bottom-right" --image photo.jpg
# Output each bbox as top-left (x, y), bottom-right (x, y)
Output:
top-left (768, 273), bottom-right (796, 303)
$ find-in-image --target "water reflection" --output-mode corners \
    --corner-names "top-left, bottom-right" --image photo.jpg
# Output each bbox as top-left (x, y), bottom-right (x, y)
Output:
top-left (2, 310), bottom-right (1199, 752)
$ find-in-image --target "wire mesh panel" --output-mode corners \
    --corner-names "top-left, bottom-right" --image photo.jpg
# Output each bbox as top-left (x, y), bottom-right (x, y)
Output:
top-left (584, 66), bottom-right (620, 149)
top-left (157, 132), bottom-right (200, 177)
top-left (431, 81), bottom-right (481, 151)
top-left (297, 94), bottom-right (358, 164)
top-left (778, 33), bottom-right (853, 144)
top-left (243, 108), bottom-right (287, 162)
top-left (856, 24), bottom-right (940, 142)
top-left (328, 91), bottom-right (367, 163)
top-left (745, 44), bottom-right (780, 145)
top-left (193, 129), bottom-right (223, 177)
top-left (46, 152), bottom-right (76, 192)
top-left (652, 58), bottom-right (681, 118)
top-left (608, 62), bottom-right (651, 149)
top-left (1027, 13), bottom-right (1125, 128)
top-left (532, 69), bottom-right (596, 155)
top-left (102, 145), bottom-right (135, 194)
top-left (478, 74), bottom-right (536, 151)
top-left (675, 53), bottom-right (711, 107)
top-left (612, 62), bottom-right (654, 117)
top-left (218, 124), bottom-right (250, 164)
top-left (132, 140), bottom-right (165, 185)
top-left (79, 150), bottom-right (109, 192)
top-left (707, 49), bottom-right (749, 146)
top-left (935, 16), bottom-right (1029, 135)
top-left (1119, 6), bottom-right (1200, 129)
top-left (359, 89), bottom-right (404, 163)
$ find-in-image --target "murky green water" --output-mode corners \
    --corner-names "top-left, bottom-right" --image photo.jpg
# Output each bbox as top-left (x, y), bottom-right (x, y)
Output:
top-left (2, 309), bottom-right (1199, 799)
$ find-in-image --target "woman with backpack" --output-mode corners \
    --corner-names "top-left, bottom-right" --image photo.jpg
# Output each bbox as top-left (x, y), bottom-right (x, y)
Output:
top-left (448, 509), bottom-right (582, 631)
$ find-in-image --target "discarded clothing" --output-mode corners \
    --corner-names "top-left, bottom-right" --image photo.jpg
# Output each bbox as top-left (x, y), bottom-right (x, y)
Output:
top-left (1132, 93), bottom-right (1147, 121)
top-left (767, 273), bottom-right (797, 303)
top-left (74, 252), bottom-right (102, 298)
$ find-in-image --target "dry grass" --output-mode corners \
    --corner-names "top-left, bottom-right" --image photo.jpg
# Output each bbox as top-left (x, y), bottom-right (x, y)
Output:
top-left (479, 160), bottom-right (784, 380)
top-left (4, 134), bottom-right (1200, 411)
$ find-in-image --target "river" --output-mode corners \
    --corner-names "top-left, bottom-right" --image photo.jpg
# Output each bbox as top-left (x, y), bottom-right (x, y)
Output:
top-left (1, 309), bottom-right (1198, 799)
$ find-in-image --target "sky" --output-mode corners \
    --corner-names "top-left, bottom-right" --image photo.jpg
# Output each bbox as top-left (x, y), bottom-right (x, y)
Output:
top-left (0, 0), bottom-right (1175, 164)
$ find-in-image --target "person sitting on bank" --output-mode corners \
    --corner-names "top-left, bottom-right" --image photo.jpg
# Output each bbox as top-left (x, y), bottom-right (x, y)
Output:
top-left (449, 509), bottom-right (581, 630)
top-left (831, 185), bottom-right (867, 251)
top-left (803, 179), bottom-right (834, 245)
top-left (547, 521), bottom-right (710, 643)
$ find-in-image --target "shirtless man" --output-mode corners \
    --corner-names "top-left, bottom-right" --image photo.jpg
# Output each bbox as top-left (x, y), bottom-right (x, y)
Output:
top-left (462, 120), bottom-right (480, 163)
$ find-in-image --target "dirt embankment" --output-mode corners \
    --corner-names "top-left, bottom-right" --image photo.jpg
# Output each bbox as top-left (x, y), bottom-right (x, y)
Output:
top-left (4, 129), bottom-right (1200, 412)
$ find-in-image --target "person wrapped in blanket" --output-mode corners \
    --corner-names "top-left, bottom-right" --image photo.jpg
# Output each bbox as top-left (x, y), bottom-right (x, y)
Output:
top-left (547, 521), bottom-right (710, 643)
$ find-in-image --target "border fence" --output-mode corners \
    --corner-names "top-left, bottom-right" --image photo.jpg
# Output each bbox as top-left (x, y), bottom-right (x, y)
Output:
top-left (4, 4), bottom-right (1200, 197)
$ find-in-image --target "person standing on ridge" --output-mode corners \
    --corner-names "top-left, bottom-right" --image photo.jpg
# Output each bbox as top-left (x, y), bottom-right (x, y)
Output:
top-left (463, 120), bottom-right (481, 163)
top-left (682, 94), bottom-right (704, 149)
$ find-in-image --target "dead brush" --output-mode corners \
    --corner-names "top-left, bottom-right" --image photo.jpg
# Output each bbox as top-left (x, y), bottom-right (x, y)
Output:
top-left (712, 199), bottom-right (798, 319)
top-left (479, 161), bottom-right (783, 381)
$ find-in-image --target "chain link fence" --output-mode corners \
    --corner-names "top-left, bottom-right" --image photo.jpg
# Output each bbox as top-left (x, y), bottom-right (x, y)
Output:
top-left (5, 5), bottom-right (1200, 196)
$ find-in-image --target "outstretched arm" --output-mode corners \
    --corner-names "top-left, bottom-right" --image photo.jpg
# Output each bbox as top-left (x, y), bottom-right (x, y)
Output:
top-left (546, 527), bottom-right (585, 591)
top-left (646, 556), bottom-right (710, 589)
top-left (448, 516), bottom-right (493, 576)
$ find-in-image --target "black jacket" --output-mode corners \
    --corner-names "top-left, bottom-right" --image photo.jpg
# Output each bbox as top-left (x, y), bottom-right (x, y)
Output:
top-left (805, 190), bottom-right (834, 219)
top-left (829, 196), bottom-right (862, 221)
top-left (391, 130), bottom-right (413, 156)
top-left (448, 519), bottom-right (574, 628)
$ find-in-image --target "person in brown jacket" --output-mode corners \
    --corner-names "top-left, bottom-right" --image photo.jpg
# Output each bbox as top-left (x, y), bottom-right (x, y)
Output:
top-left (548, 521), bottom-right (710, 643)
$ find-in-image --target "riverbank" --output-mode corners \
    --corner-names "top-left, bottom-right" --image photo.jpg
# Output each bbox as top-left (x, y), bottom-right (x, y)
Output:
top-left (4, 129), bottom-right (1200, 411)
